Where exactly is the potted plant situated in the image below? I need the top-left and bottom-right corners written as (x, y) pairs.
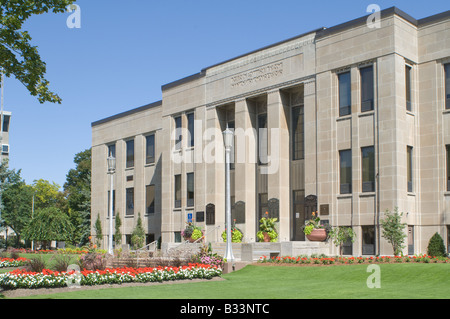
top-left (182, 222), bottom-right (204, 243)
top-left (222, 219), bottom-right (243, 243)
top-left (256, 212), bottom-right (278, 242)
top-left (302, 211), bottom-right (327, 241)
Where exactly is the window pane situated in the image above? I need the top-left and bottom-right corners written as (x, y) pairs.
top-left (126, 139), bottom-right (134, 168)
top-left (360, 66), bottom-right (374, 112)
top-left (258, 113), bottom-right (268, 165)
top-left (445, 64), bottom-right (450, 109)
top-left (187, 172), bottom-right (194, 207)
top-left (292, 106), bottom-right (304, 160)
top-left (446, 146), bottom-right (450, 191)
top-left (339, 72), bottom-right (351, 116)
top-left (406, 65), bottom-right (412, 111)
top-left (126, 188), bottom-right (134, 216)
top-left (362, 226), bottom-right (375, 255)
top-left (258, 193), bottom-right (268, 220)
top-left (187, 113), bottom-right (194, 147)
top-left (108, 144), bottom-right (116, 158)
top-left (340, 149), bottom-right (352, 194)
top-left (362, 146), bottom-right (375, 192)
top-left (174, 174), bottom-right (181, 208)
top-left (145, 134), bottom-right (155, 164)
top-left (407, 146), bottom-right (413, 192)
top-left (2, 115), bottom-right (10, 132)
top-left (175, 116), bottom-right (182, 150)
top-left (146, 185), bottom-right (155, 214)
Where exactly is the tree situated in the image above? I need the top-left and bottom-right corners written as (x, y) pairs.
top-left (381, 207), bottom-right (407, 256)
top-left (32, 179), bottom-right (62, 210)
top-left (131, 213), bottom-right (145, 250)
top-left (23, 206), bottom-right (74, 249)
top-left (0, 0), bottom-right (75, 103)
top-left (64, 149), bottom-right (91, 246)
top-left (114, 212), bottom-right (122, 247)
top-left (328, 226), bottom-right (356, 256)
top-left (427, 233), bottom-right (446, 257)
top-left (94, 213), bottom-right (102, 248)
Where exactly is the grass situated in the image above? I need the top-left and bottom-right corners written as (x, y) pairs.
top-left (8, 263), bottom-right (449, 299)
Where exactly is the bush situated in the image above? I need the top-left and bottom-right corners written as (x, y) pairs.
top-left (427, 232), bottom-right (446, 257)
top-left (26, 256), bottom-right (47, 273)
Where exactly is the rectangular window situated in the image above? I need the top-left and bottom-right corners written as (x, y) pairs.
top-left (186, 172), bottom-right (194, 207)
top-left (446, 145), bottom-right (450, 191)
top-left (174, 116), bottom-right (182, 150)
top-left (338, 71), bottom-right (351, 116)
top-left (360, 66), bottom-right (374, 112)
top-left (361, 146), bottom-right (375, 192)
top-left (2, 115), bottom-right (10, 132)
top-left (339, 149), bottom-right (352, 194)
top-left (174, 174), bottom-right (181, 208)
top-left (108, 143), bottom-right (116, 158)
top-left (126, 187), bottom-right (134, 216)
top-left (258, 193), bottom-right (268, 221)
top-left (107, 190), bottom-right (115, 217)
top-left (126, 139), bottom-right (134, 168)
top-left (362, 226), bottom-right (375, 255)
top-left (187, 112), bottom-right (194, 148)
top-left (146, 185), bottom-right (155, 214)
top-left (406, 65), bottom-right (412, 111)
top-left (292, 106), bottom-right (304, 160)
top-left (227, 120), bottom-right (235, 169)
top-left (445, 64), bottom-right (450, 109)
top-left (145, 134), bottom-right (155, 164)
top-left (258, 113), bottom-right (268, 165)
top-left (407, 146), bottom-right (413, 192)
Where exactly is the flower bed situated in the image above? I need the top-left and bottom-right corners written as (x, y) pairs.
top-left (0, 257), bottom-right (29, 268)
top-left (0, 263), bottom-right (222, 290)
top-left (258, 254), bottom-right (450, 265)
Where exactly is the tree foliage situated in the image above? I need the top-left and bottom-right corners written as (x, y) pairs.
top-left (0, 0), bottom-right (75, 103)
top-left (131, 213), bottom-right (145, 249)
top-left (64, 148), bottom-right (91, 246)
top-left (23, 206), bottom-right (74, 248)
top-left (328, 226), bottom-right (356, 256)
top-left (427, 232), bottom-right (446, 257)
top-left (381, 207), bottom-right (407, 256)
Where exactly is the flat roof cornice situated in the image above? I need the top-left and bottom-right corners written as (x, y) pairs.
top-left (91, 100), bottom-right (162, 127)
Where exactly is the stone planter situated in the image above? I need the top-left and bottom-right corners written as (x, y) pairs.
top-left (306, 228), bottom-right (327, 242)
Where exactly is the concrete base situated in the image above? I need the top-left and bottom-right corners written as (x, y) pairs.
top-left (222, 261), bottom-right (251, 274)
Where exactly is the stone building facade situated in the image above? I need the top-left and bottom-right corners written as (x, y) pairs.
top-left (91, 7), bottom-right (450, 256)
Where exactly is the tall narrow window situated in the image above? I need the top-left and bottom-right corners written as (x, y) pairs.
top-left (145, 134), bottom-right (155, 164)
top-left (126, 187), bottom-right (134, 216)
top-left (227, 120), bottom-right (235, 170)
top-left (338, 71), bottom-right (351, 116)
top-left (174, 116), bottom-right (182, 150)
top-left (445, 63), bottom-right (450, 109)
top-left (146, 185), bottom-right (155, 214)
top-left (2, 115), bottom-right (10, 132)
top-left (361, 146), bottom-right (375, 192)
top-left (186, 172), bottom-right (194, 207)
top-left (258, 193), bottom-right (268, 220)
top-left (292, 106), bottom-right (304, 160)
top-left (107, 190), bottom-right (115, 217)
top-left (339, 149), bottom-right (352, 194)
top-left (446, 145), bottom-right (450, 191)
top-left (360, 66), bottom-right (374, 112)
top-left (258, 113), bottom-right (268, 165)
top-left (174, 174), bottom-right (181, 208)
top-left (187, 112), bottom-right (194, 148)
top-left (407, 146), bottom-right (413, 192)
top-left (362, 226), bottom-right (375, 255)
top-left (126, 139), bottom-right (134, 168)
top-left (107, 143), bottom-right (116, 158)
top-left (405, 65), bottom-right (412, 111)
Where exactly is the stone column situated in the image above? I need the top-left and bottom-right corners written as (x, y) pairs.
top-left (267, 90), bottom-right (290, 242)
top-left (234, 98), bottom-right (257, 242)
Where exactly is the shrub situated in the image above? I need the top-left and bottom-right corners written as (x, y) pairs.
top-left (427, 232), bottom-right (446, 257)
top-left (51, 254), bottom-right (73, 272)
top-left (26, 256), bottom-right (47, 273)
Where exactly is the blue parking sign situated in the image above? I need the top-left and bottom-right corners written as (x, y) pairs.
top-left (187, 213), bottom-right (193, 223)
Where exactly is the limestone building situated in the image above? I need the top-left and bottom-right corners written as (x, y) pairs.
top-left (91, 7), bottom-right (450, 256)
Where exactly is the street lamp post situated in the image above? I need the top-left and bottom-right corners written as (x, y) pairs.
top-left (223, 126), bottom-right (235, 262)
top-left (107, 153), bottom-right (116, 255)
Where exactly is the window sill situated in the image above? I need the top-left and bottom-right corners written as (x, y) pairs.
top-left (358, 110), bottom-right (374, 118)
top-left (145, 162), bottom-right (155, 167)
top-left (406, 111), bottom-right (415, 117)
top-left (336, 115), bottom-right (351, 122)
top-left (125, 214), bottom-right (134, 218)
top-left (360, 192), bottom-right (375, 197)
top-left (443, 109), bottom-right (450, 115)
top-left (407, 192), bottom-right (416, 197)
top-left (337, 194), bottom-right (352, 199)
top-left (443, 192), bottom-right (450, 197)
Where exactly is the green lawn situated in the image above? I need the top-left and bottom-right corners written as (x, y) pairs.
top-left (10, 263), bottom-right (449, 299)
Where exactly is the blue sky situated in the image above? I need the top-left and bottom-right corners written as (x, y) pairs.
top-left (3, 0), bottom-right (449, 188)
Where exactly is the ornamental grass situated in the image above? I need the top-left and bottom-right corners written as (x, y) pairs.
top-left (0, 263), bottom-right (222, 290)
